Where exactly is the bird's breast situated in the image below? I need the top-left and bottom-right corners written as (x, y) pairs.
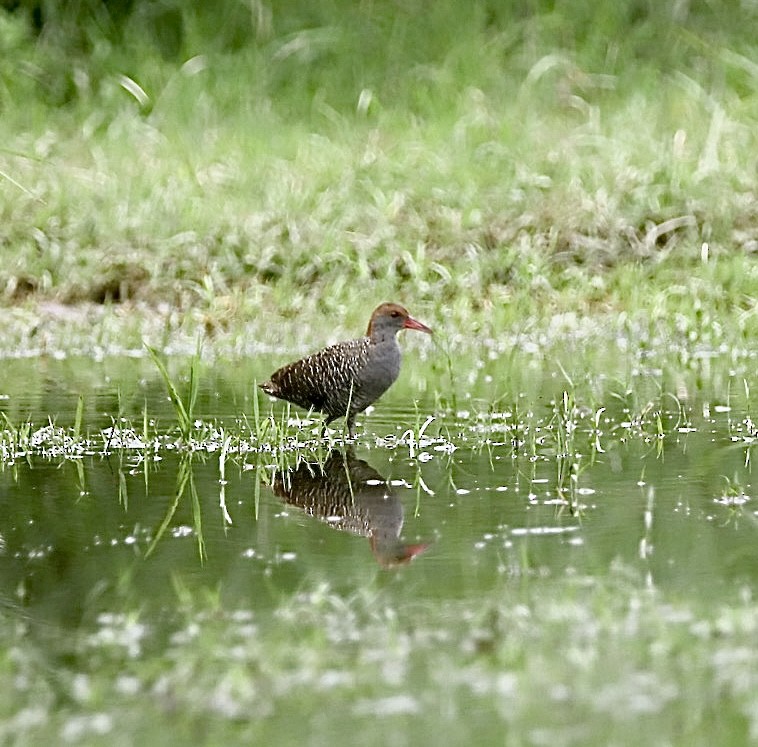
top-left (359, 341), bottom-right (401, 392)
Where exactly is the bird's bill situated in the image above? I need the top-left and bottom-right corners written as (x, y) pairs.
top-left (403, 316), bottom-right (433, 334)
top-left (372, 539), bottom-right (431, 566)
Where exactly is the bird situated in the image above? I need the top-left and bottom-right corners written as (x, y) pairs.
top-left (259, 303), bottom-right (432, 437)
top-left (274, 448), bottom-right (430, 566)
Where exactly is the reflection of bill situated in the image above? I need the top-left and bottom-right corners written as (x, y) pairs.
top-left (274, 450), bottom-right (429, 568)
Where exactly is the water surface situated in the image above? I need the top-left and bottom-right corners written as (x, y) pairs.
top-left (1, 353), bottom-right (756, 744)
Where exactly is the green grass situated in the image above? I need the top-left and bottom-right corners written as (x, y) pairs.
top-left (2, 351), bottom-right (755, 471)
top-left (146, 346), bottom-right (200, 440)
top-left (0, 1), bottom-right (757, 358)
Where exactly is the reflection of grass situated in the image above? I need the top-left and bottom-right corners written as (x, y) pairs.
top-left (146, 452), bottom-right (206, 563)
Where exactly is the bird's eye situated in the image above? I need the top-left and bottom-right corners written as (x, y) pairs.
top-left (391, 310), bottom-right (400, 318)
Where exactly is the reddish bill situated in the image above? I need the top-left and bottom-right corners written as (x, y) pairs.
top-left (403, 316), bottom-right (433, 334)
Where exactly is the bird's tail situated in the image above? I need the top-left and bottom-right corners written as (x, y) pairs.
top-left (259, 380), bottom-right (277, 395)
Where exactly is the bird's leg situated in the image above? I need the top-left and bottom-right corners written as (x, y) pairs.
top-left (322, 416), bottom-right (335, 439)
top-left (343, 380), bottom-right (357, 440)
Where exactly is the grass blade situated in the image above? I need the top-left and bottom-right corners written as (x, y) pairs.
top-left (146, 345), bottom-right (191, 436)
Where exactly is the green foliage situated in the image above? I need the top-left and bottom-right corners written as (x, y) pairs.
top-left (0, 0), bottom-right (757, 355)
top-left (146, 346), bottom-right (199, 440)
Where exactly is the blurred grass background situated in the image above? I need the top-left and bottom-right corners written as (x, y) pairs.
top-left (0, 0), bottom-right (757, 348)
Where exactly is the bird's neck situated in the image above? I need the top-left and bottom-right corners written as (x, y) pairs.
top-left (368, 330), bottom-right (399, 346)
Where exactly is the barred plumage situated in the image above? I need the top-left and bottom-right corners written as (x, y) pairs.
top-left (260, 303), bottom-right (432, 437)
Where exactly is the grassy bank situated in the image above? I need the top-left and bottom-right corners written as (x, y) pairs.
top-left (1, 1), bottom-right (757, 356)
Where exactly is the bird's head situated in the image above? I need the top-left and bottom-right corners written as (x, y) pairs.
top-left (367, 303), bottom-right (433, 341)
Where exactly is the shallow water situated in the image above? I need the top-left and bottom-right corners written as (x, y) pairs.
top-left (1, 354), bottom-right (757, 743)
top-left (3, 402), bottom-right (755, 613)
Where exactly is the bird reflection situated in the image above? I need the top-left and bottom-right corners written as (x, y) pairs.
top-left (274, 450), bottom-right (429, 567)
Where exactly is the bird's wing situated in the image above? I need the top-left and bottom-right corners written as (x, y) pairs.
top-left (267, 338), bottom-right (369, 412)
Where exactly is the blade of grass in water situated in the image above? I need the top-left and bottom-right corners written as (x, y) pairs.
top-left (146, 346), bottom-right (200, 440)
top-left (73, 394), bottom-right (84, 442)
